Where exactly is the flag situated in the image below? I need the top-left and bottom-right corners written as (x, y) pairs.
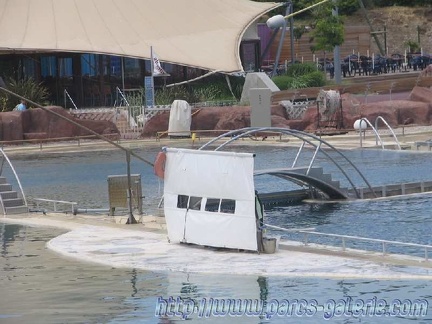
top-left (152, 50), bottom-right (168, 76)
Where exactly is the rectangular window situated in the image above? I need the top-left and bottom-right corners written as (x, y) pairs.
top-left (124, 58), bottom-right (140, 78)
top-left (59, 58), bottom-right (73, 77)
top-left (110, 56), bottom-right (122, 76)
top-left (205, 198), bottom-right (220, 212)
top-left (41, 56), bottom-right (57, 77)
top-left (177, 195), bottom-right (188, 209)
top-left (188, 196), bottom-right (202, 211)
top-left (81, 54), bottom-right (98, 76)
top-left (178, 195), bottom-right (236, 214)
top-left (220, 199), bottom-right (236, 214)
top-left (23, 58), bottom-right (36, 79)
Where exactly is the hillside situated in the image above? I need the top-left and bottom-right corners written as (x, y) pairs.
top-left (344, 6), bottom-right (432, 55)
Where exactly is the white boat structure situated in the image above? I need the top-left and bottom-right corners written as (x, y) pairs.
top-left (162, 147), bottom-right (269, 252)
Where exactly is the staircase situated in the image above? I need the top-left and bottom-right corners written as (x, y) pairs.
top-left (255, 166), bottom-right (349, 200)
top-left (298, 166), bottom-right (343, 190)
top-left (71, 108), bottom-right (143, 139)
top-left (0, 176), bottom-right (28, 214)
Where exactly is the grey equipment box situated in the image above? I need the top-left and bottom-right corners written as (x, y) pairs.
top-left (107, 174), bottom-right (143, 216)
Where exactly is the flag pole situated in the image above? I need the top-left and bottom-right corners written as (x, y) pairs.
top-left (150, 45), bottom-right (154, 76)
top-left (150, 46), bottom-right (155, 107)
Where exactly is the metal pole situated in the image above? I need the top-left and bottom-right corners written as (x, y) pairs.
top-left (260, 29), bottom-right (280, 65)
top-left (418, 25), bottom-right (420, 45)
top-left (332, 3), bottom-right (341, 84)
top-left (126, 151), bottom-right (137, 224)
top-left (272, 4), bottom-right (291, 77)
top-left (121, 57), bottom-right (125, 92)
top-left (357, 0), bottom-right (385, 56)
top-left (272, 19), bottom-right (287, 77)
top-left (384, 24), bottom-right (387, 55)
top-left (289, 2), bottom-right (295, 65)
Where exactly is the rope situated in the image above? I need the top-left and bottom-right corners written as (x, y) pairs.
top-left (165, 70), bottom-right (220, 87)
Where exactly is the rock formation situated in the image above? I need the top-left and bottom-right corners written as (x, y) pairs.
top-left (142, 85), bottom-right (432, 137)
top-left (0, 106), bottom-right (119, 142)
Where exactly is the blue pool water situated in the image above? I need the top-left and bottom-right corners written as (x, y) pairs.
top-left (1, 144), bottom-right (432, 322)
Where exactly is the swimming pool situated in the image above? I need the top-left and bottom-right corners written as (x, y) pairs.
top-left (1, 144), bottom-right (432, 322)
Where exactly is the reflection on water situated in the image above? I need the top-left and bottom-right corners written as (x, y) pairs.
top-left (0, 224), bottom-right (163, 323)
top-left (1, 146), bottom-right (432, 322)
top-left (1, 225), bottom-right (431, 323)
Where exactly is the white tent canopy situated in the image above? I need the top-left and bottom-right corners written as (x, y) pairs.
top-left (0, 0), bottom-right (280, 73)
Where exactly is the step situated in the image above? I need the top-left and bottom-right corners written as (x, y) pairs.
top-left (0, 176), bottom-right (7, 184)
top-left (317, 174), bottom-right (341, 189)
top-left (329, 180), bottom-right (340, 189)
top-left (0, 191), bottom-right (18, 199)
top-left (318, 173), bottom-right (333, 183)
top-left (2, 198), bottom-right (24, 208)
top-left (288, 167), bottom-right (324, 176)
top-left (303, 167), bottom-right (324, 177)
top-left (0, 184), bottom-right (12, 192)
top-left (4, 205), bottom-right (29, 215)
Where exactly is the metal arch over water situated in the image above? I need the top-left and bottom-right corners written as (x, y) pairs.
top-left (199, 127), bottom-right (377, 199)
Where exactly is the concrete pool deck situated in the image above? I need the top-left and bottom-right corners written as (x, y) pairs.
top-left (2, 211), bottom-right (432, 280)
top-left (2, 124), bottom-right (432, 156)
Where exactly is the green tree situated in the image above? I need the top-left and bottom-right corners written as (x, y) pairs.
top-left (309, 2), bottom-right (344, 80)
top-left (380, 0), bottom-right (428, 5)
top-left (335, 0), bottom-right (359, 15)
top-left (404, 40), bottom-right (421, 53)
top-left (310, 16), bottom-right (344, 53)
top-left (252, 0), bottom-right (359, 16)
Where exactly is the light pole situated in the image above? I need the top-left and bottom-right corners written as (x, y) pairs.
top-left (333, 2), bottom-right (342, 84)
top-left (267, 14), bottom-right (287, 77)
top-left (266, 0), bottom-right (332, 77)
top-left (288, 1), bottom-right (295, 66)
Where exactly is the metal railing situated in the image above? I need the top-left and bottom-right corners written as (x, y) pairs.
top-left (115, 87), bottom-right (130, 107)
top-left (33, 198), bottom-right (77, 214)
top-left (200, 127), bottom-right (377, 199)
top-left (357, 118), bottom-right (384, 149)
top-left (0, 147), bottom-right (27, 213)
top-left (357, 117), bottom-right (401, 150)
top-left (266, 224), bottom-right (432, 262)
top-left (374, 116), bottom-right (401, 150)
top-left (0, 134), bottom-right (120, 150)
top-left (64, 89), bottom-right (78, 110)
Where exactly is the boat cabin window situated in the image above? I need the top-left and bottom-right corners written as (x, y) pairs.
top-left (220, 199), bottom-right (236, 214)
top-left (177, 195), bottom-right (236, 214)
top-left (188, 196), bottom-right (202, 210)
top-left (205, 198), bottom-right (220, 212)
top-left (177, 195), bottom-right (189, 208)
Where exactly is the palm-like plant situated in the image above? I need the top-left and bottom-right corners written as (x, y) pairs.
top-left (0, 77), bottom-right (50, 111)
